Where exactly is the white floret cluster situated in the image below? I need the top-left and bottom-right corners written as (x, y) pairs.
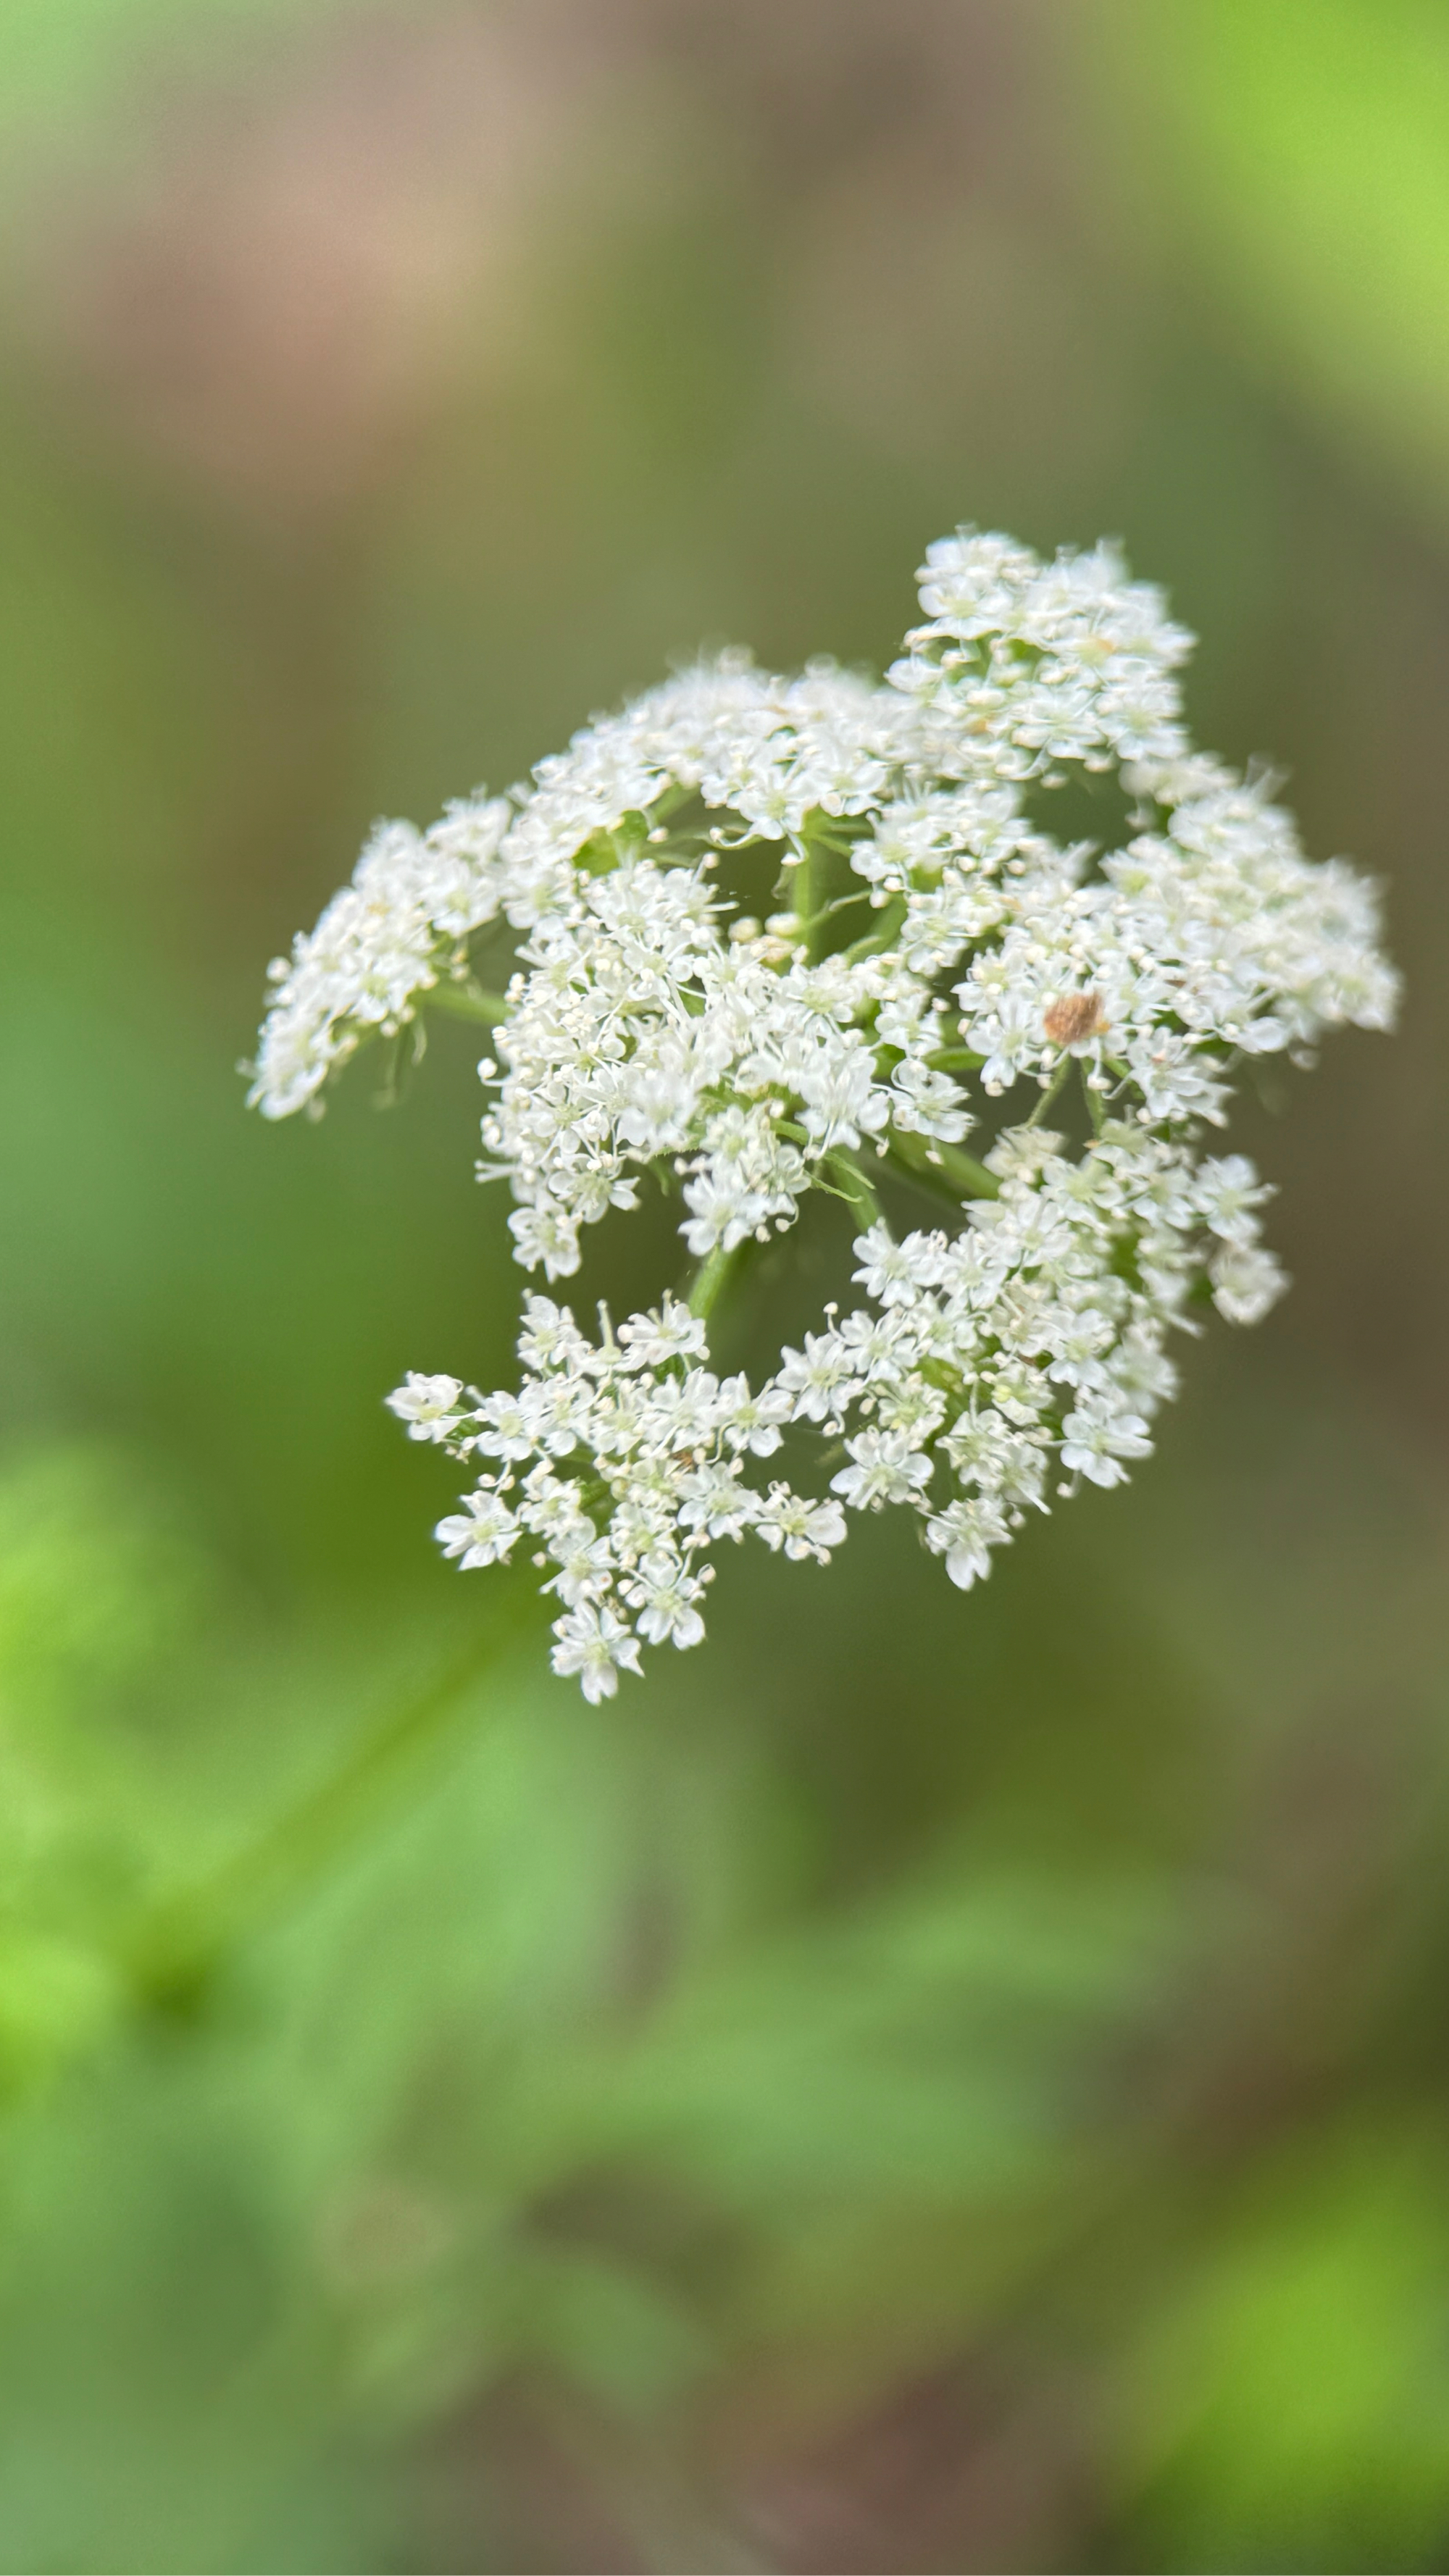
top-left (388, 1292), bottom-right (843, 1704)
top-left (251, 528), bottom-right (1397, 1700)
top-left (248, 799), bottom-right (512, 1119)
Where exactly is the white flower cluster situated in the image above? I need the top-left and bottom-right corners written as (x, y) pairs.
top-left (388, 1293), bottom-right (843, 1704)
top-left (385, 1126), bottom-right (1281, 1699)
top-left (246, 800), bottom-right (512, 1118)
top-left (251, 527), bottom-right (1397, 1698)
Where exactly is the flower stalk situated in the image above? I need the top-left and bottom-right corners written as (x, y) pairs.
top-left (120, 1586), bottom-right (536, 2007)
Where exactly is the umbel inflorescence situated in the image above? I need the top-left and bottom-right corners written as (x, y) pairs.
top-left (248, 530), bottom-right (1396, 1702)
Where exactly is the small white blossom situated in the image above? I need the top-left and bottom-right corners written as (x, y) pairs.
top-left (753, 1489), bottom-right (848, 1561)
top-left (777, 1331), bottom-right (856, 1424)
top-left (830, 1429), bottom-right (934, 1510)
top-left (616, 1297), bottom-right (709, 1370)
top-left (625, 1555), bottom-right (709, 1649)
top-left (925, 1496), bottom-right (1011, 1590)
top-left (1194, 1155), bottom-right (1274, 1245)
top-left (435, 1487), bottom-right (518, 1570)
top-left (1058, 1402), bottom-right (1155, 1489)
top-left (547, 1526), bottom-right (614, 1609)
top-left (1210, 1242), bottom-right (1288, 1325)
top-left (717, 1374), bottom-right (793, 1456)
top-left (386, 1373), bottom-right (466, 1442)
top-left (851, 1223), bottom-right (935, 1306)
top-left (550, 1603), bottom-right (643, 1705)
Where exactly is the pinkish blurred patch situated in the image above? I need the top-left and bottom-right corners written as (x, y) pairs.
top-left (0, 1), bottom-right (1085, 522)
top-left (0, 7), bottom-right (606, 516)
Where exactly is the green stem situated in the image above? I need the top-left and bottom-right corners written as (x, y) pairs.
top-left (118, 1584), bottom-right (535, 2011)
top-left (824, 1148), bottom-right (885, 1231)
top-left (790, 892), bottom-right (873, 941)
top-left (1025, 1058), bottom-right (1072, 1129)
top-left (844, 897), bottom-right (906, 963)
top-left (884, 1125), bottom-right (1000, 1205)
top-left (686, 1238), bottom-right (747, 1325)
top-left (426, 982), bottom-right (511, 1026)
top-left (791, 832), bottom-right (819, 961)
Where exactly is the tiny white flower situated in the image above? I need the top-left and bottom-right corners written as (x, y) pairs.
top-left (616, 1296), bottom-right (709, 1370)
top-left (851, 1224), bottom-right (926, 1307)
top-left (515, 1467), bottom-right (591, 1544)
top-left (626, 1555), bottom-right (708, 1649)
top-left (435, 1488), bottom-right (518, 1569)
top-left (1194, 1154), bottom-right (1273, 1246)
top-left (777, 1331), bottom-right (856, 1423)
top-left (1210, 1242), bottom-right (1288, 1325)
top-left (638, 1368), bottom-right (723, 1452)
top-left (676, 1460), bottom-right (759, 1541)
top-left (471, 1391), bottom-right (538, 1463)
top-left (548, 1526), bottom-right (614, 1609)
top-left (753, 1490), bottom-right (848, 1561)
top-left (925, 1497), bottom-right (1009, 1589)
top-left (517, 1296), bottom-right (590, 1373)
top-left (717, 1374), bottom-right (792, 1456)
top-left (1058, 1403), bottom-right (1154, 1489)
top-left (386, 1372), bottom-right (465, 1443)
top-left (508, 1203), bottom-right (580, 1281)
top-left (551, 1603), bottom-right (644, 1705)
top-left (830, 1429), bottom-right (934, 1510)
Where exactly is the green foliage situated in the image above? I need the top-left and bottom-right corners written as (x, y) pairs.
top-left (1101, 0), bottom-right (1449, 521)
top-left (0, 1443), bottom-right (222, 2101)
top-left (1123, 2135), bottom-right (1449, 2572)
top-left (0, 1442), bottom-right (212, 1717)
top-left (0, 0), bottom-right (348, 137)
top-left (0, 0), bottom-right (1445, 2564)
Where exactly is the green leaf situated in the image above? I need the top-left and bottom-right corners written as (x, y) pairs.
top-left (1098, 0), bottom-right (1449, 522)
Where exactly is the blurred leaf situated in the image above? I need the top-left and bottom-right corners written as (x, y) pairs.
top-left (0, 0), bottom-right (354, 137)
top-left (0, 1927), bottom-right (118, 2096)
top-left (0, 1441), bottom-right (214, 1720)
top-left (509, 2243), bottom-right (710, 2420)
top-left (584, 1871), bottom-right (1172, 2204)
top-left (1101, 0), bottom-right (1449, 522)
top-left (1120, 2129), bottom-right (1449, 2571)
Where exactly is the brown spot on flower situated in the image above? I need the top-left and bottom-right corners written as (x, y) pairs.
top-left (1043, 990), bottom-right (1108, 1047)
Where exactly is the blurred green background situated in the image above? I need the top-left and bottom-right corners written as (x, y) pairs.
top-left (0, 3), bottom-right (1446, 2567)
